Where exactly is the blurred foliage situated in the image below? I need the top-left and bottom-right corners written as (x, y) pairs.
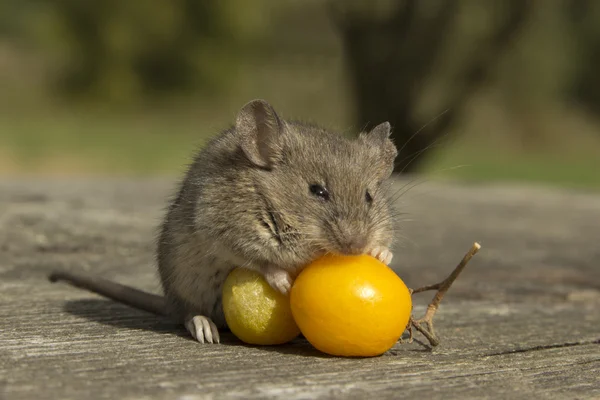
top-left (331, 0), bottom-right (533, 172)
top-left (2, 0), bottom-right (266, 104)
top-left (330, 0), bottom-right (600, 171)
top-left (568, 0), bottom-right (600, 114)
top-left (3, 0), bottom-right (599, 114)
top-left (0, 0), bottom-right (599, 187)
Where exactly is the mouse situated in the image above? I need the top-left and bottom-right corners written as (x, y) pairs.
top-left (49, 99), bottom-right (398, 344)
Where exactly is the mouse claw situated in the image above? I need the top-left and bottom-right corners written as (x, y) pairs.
top-left (185, 315), bottom-right (220, 344)
top-left (369, 246), bottom-right (393, 265)
top-left (262, 267), bottom-right (294, 296)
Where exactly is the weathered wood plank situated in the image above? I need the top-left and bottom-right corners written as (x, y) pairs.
top-left (1, 179), bottom-right (599, 399)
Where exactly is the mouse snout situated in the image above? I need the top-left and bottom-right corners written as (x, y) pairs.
top-left (333, 220), bottom-right (368, 255)
top-left (339, 236), bottom-right (368, 255)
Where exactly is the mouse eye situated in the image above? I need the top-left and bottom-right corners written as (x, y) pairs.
top-left (309, 184), bottom-right (330, 201)
top-left (365, 190), bottom-right (373, 204)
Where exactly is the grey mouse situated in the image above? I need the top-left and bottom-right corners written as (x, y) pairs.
top-left (49, 99), bottom-right (398, 344)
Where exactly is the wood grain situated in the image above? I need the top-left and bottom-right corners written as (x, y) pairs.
top-left (1, 178), bottom-right (598, 399)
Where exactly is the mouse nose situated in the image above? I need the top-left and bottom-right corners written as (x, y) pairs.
top-left (339, 236), bottom-right (368, 255)
top-left (335, 219), bottom-right (368, 255)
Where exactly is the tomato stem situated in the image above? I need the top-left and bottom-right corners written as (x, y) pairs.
top-left (408, 242), bottom-right (481, 347)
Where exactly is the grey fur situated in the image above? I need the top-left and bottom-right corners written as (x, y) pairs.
top-left (49, 99), bottom-right (398, 343)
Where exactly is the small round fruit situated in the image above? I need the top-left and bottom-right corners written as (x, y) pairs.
top-left (290, 254), bottom-right (412, 357)
top-left (222, 268), bottom-right (301, 345)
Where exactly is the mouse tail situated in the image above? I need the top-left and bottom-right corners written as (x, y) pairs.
top-left (49, 271), bottom-right (167, 316)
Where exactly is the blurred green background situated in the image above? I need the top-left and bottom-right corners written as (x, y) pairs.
top-left (1, 0), bottom-right (599, 189)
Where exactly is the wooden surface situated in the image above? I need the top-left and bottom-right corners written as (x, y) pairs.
top-left (1, 178), bottom-right (599, 399)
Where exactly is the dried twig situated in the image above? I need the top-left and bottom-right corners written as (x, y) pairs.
top-left (408, 242), bottom-right (481, 346)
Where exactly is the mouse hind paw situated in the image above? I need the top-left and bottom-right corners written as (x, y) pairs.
top-left (185, 315), bottom-right (221, 344)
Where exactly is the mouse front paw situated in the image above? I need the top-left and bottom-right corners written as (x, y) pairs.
top-left (262, 266), bottom-right (294, 296)
top-left (368, 246), bottom-right (393, 265)
top-left (185, 315), bottom-right (220, 344)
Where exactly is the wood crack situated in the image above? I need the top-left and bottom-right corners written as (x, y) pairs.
top-left (485, 338), bottom-right (600, 357)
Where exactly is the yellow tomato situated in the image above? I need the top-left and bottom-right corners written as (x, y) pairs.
top-left (222, 268), bottom-right (301, 345)
top-left (290, 254), bottom-right (412, 357)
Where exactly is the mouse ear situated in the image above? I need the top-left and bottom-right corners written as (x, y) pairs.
top-left (236, 99), bottom-right (284, 169)
top-left (362, 122), bottom-right (398, 175)
top-left (367, 121), bottom-right (392, 141)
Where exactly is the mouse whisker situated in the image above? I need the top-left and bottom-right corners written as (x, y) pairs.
top-left (395, 109), bottom-right (451, 157)
top-left (393, 141), bottom-right (447, 173)
top-left (389, 179), bottom-right (429, 203)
